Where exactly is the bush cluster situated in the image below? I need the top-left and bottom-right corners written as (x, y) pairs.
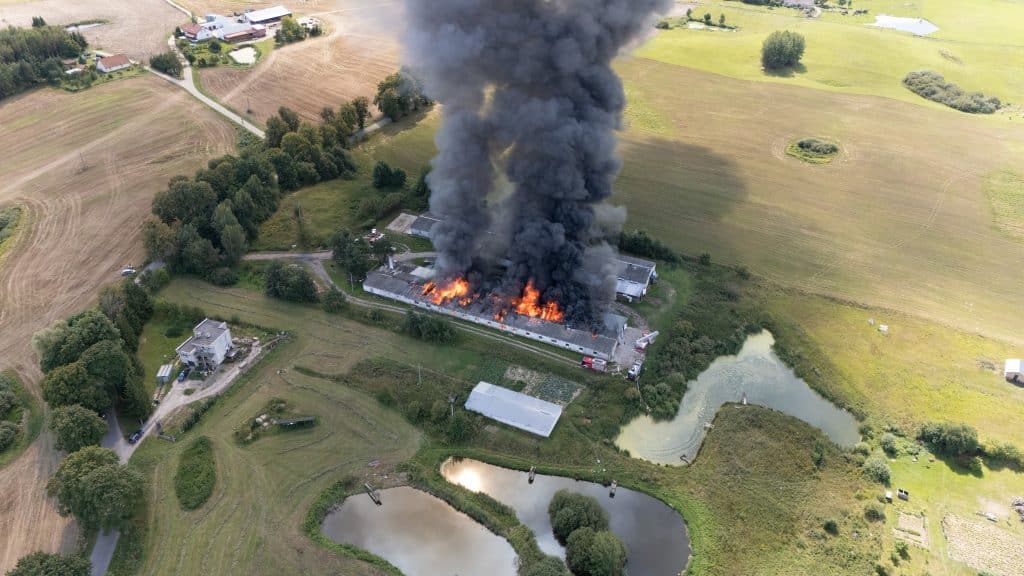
top-left (548, 491), bottom-right (626, 576)
top-left (402, 310), bottom-right (456, 344)
top-left (149, 50), bottom-right (181, 78)
top-left (796, 138), bottom-right (838, 156)
top-left (617, 229), bottom-right (679, 263)
top-left (0, 24), bottom-right (89, 101)
top-left (175, 437), bottom-right (216, 510)
top-left (902, 71), bottom-right (1002, 114)
top-left (761, 30), bottom-right (805, 70)
top-left (264, 261), bottom-right (319, 303)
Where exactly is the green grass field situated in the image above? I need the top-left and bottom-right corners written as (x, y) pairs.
top-left (111, 276), bottom-right (886, 576)
top-left (642, 0), bottom-right (1024, 110)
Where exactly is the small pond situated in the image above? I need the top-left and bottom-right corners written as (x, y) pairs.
top-left (321, 486), bottom-right (517, 576)
top-left (442, 458), bottom-right (690, 575)
top-left (869, 15), bottom-right (939, 36)
top-left (616, 331), bottom-right (860, 465)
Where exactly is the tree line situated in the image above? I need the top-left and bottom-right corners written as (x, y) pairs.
top-left (0, 23), bottom-right (88, 101)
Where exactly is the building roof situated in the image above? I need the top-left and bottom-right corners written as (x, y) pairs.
top-left (615, 254), bottom-right (656, 285)
top-left (182, 23), bottom-right (202, 36)
top-left (409, 212), bottom-right (443, 236)
top-left (465, 382), bottom-right (563, 437)
top-left (98, 54), bottom-right (130, 69)
top-left (177, 318), bottom-right (230, 355)
top-left (362, 266), bottom-right (621, 357)
top-left (1006, 359), bottom-right (1023, 374)
top-left (245, 5), bottom-right (292, 22)
top-left (156, 364), bottom-right (174, 379)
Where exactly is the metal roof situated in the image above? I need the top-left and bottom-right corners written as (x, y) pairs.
top-left (615, 255), bottom-right (656, 285)
top-left (465, 382), bottom-right (563, 437)
top-left (156, 364), bottom-right (174, 379)
top-left (1006, 359), bottom-right (1023, 374)
top-left (245, 5), bottom-right (291, 22)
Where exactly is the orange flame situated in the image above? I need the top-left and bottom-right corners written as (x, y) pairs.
top-left (512, 280), bottom-right (565, 322)
top-left (423, 278), bottom-right (471, 305)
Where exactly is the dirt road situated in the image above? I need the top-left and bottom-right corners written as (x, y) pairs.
top-left (0, 77), bottom-right (235, 572)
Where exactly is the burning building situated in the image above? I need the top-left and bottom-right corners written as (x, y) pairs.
top-left (403, 0), bottom-right (672, 327)
top-left (364, 263), bottom-right (627, 360)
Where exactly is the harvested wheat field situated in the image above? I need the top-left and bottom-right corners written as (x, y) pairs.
top-left (0, 76), bottom-right (235, 571)
top-left (0, 0), bottom-right (187, 60)
top-left (197, 0), bottom-right (402, 122)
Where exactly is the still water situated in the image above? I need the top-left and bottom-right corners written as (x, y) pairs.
top-left (321, 486), bottom-right (517, 576)
top-left (442, 458), bottom-right (690, 575)
top-left (617, 331), bottom-right (860, 465)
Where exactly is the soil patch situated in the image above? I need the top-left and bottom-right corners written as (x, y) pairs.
top-left (942, 514), bottom-right (1024, 575)
top-left (894, 512), bottom-right (929, 549)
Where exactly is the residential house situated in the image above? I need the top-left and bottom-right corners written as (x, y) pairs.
top-left (96, 54), bottom-right (131, 73)
top-left (176, 318), bottom-right (234, 371)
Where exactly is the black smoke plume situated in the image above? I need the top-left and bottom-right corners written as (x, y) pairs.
top-left (404, 0), bottom-right (670, 327)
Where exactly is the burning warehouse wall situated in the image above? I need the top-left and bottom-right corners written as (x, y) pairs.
top-left (364, 263), bottom-right (626, 360)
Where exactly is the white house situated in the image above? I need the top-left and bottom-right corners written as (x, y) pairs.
top-left (1005, 359), bottom-right (1023, 383)
top-left (96, 54), bottom-right (131, 73)
top-left (176, 319), bottom-right (233, 371)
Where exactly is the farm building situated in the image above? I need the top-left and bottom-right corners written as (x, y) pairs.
top-left (465, 382), bottom-right (563, 437)
top-left (184, 14), bottom-right (267, 42)
top-left (244, 5), bottom-right (292, 24)
top-left (176, 318), bottom-right (233, 371)
top-left (1005, 359), bottom-right (1023, 383)
top-left (96, 54), bottom-right (131, 73)
top-left (403, 212), bottom-right (657, 302)
top-left (363, 263), bottom-right (625, 360)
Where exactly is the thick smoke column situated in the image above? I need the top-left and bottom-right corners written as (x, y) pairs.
top-left (404, 0), bottom-right (670, 327)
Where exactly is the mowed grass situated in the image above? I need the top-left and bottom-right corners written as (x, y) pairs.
top-left (640, 0), bottom-right (1024, 111)
top-left (984, 169), bottom-right (1024, 241)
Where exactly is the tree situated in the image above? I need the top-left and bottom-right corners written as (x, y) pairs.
top-left (35, 309), bottom-right (121, 373)
top-left (152, 179), bottom-right (218, 228)
top-left (703, 12), bottom-right (712, 25)
top-left (7, 552), bottom-right (90, 576)
top-left (0, 388), bottom-right (16, 416)
top-left (918, 422), bottom-right (980, 457)
top-left (761, 30), bottom-right (805, 70)
top-left (263, 261), bottom-right (319, 303)
top-left (374, 70), bottom-right (428, 121)
top-left (277, 16), bottom-right (307, 44)
top-left (149, 51), bottom-right (182, 78)
top-left (47, 446), bottom-right (144, 531)
top-left (352, 96), bottom-right (371, 129)
top-left (719, 14), bottom-right (726, 27)
top-left (524, 557), bottom-right (571, 576)
top-left (0, 421), bottom-right (18, 452)
top-left (51, 405), bottom-right (107, 453)
top-left (548, 490), bottom-right (610, 544)
top-left (322, 288), bottom-right (348, 313)
top-left (278, 106), bottom-right (301, 132)
top-left (141, 216), bottom-right (175, 262)
top-left (445, 410), bottom-right (472, 444)
top-left (862, 454), bottom-right (891, 484)
top-left (219, 223), bottom-right (247, 266)
top-left (31, 16), bottom-right (47, 28)
top-left (330, 230), bottom-right (371, 281)
top-left (265, 116), bottom-right (289, 148)
top-left (77, 340), bottom-right (133, 396)
top-left (41, 362), bottom-right (111, 414)
top-left (372, 161), bottom-right (406, 188)
top-left (208, 39), bottom-right (221, 53)
top-left (565, 527), bottom-right (627, 576)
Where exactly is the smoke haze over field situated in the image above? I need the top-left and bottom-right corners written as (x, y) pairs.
top-left (404, 0), bottom-right (671, 326)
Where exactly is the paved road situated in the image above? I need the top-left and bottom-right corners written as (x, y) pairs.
top-left (147, 36), bottom-right (265, 138)
top-left (89, 344), bottom-right (263, 575)
top-left (243, 251), bottom-right (331, 261)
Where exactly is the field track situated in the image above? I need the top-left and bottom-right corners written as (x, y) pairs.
top-left (0, 76), bottom-right (235, 572)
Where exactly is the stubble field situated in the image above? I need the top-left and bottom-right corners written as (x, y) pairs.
top-left (0, 76), bottom-right (235, 572)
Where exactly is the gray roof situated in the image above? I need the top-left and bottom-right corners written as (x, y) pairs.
top-left (465, 382), bottom-right (563, 437)
top-left (409, 212), bottom-right (443, 236)
top-left (156, 364), bottom-right (174, 379)
top-left (615, 254), bottom-right (656, 285)
top-left (245, 5), bottom-right (291, 22)
top-left (190, 318), bottom-right (229, 346)
top-left (363, 266), bottom-right (622, 357)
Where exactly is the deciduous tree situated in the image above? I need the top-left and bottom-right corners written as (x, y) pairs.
top-left (50, 405), bottom-right (107, 453)
top-left (47, 446), bottom-right (144, 531)
top-left (7, 551), bottom-right (90, 576)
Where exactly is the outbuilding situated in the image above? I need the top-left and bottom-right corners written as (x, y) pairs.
top-left (1005, 359), bottom-right (1023, 383)
top-left (244, 5), bottom-right (292, 24)
top-left (156, 363), bottom-right (174, 385)
top-left (465, 382), bottom-right (563, 437)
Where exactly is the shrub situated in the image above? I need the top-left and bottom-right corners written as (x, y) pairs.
top-left (796, 138), bottom-right (838, 157)
top-left (0, 421), bottom-right (19, 451)
top-left (984, 440), bottom-right (1023, 468)
top-left (174, 437), bottom-right (216, 510)
top-left (918, 422), bottom-right (980, 457)
top-left (548, 490), bottom-right (610, 544)
top-left (880, 432), bottom-right (898, 455)
top-left (902, 71), bottom-right (1001, 114)
top-left (149, 50), bottom-right (182, 78)
top-left (617, 230), bottom-right (679, 263)
top-left (823, 519), bottom-right (839, 535)
top-left (565, 527), bottom-right (627, 576)
top-left (852, 441), bottom-right (871, 456)
top-left (967, 455), bottom-right (984, 474)
top-left (372, 161), bottom-right (407, 188)
top-left (322, 288), bottom-right (348, 313)
top-left (699, 252), bottom-right (712, 265)
top-left (264, 261), bottom-right (319, 303)
top-left (402, 311), bottom-right (456, 344)
top-left (761, 30), bottom-right (805, 70)
top-left (206, 267), bottom-right (238, 286)
top-left (894, 540), bottom-right (909, 560)
top-left (863, 454), bottom-right (891, 484)
top-left (0, 388), bottom-right (16, 417)
top-left (864, 502), bottom-right (886, 522)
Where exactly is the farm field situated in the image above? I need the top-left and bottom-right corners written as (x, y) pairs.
top-left (0, 0), bottom-right (187, 60)
top-left (643, 0), bottom-right (1024, 113)
top-left (119, 276), bottom-right (883, 576)
top-left (194, 0), bottom-right (403, 122)
top-left (762, 289), bottom-right (1024, 446)
top-left (0, 77), bottom-right (235, 572)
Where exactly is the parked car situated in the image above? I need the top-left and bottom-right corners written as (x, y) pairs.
top-left (177, 368), bottom-right (190, 382)
top-left (128, 429), bottom-right (143, 444)
top-left (120, 267), bottom-right (136, 277)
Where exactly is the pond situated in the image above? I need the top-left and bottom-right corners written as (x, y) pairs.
top-left (616, 331), bottom-right (860, 465)
top-left (321, 486), bottom-right (517, 576)
top-left (869, 15), bottom-right (939, 36)
top-left (442, 458), bottom-right (690, 575)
